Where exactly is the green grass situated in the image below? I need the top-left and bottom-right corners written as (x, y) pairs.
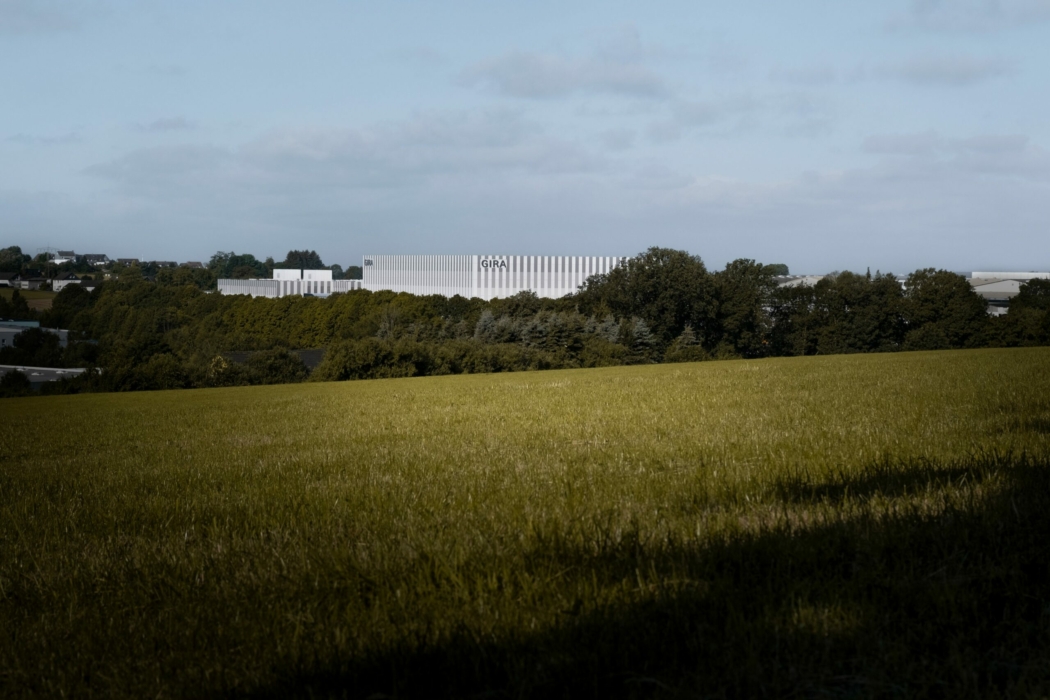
top-left (2, 348), bottom-right (1050, 698)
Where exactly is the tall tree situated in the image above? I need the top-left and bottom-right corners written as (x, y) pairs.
top-left (576, 247), bottom-right (717, 345)
top-left (903, 269), bottom-right (988, 349)
top-left (278, 250), bottom-right (325, 269)
top-left (713, 259), bottom-right (778, 357)
top-left (0, 246), bottom-right (29, 273)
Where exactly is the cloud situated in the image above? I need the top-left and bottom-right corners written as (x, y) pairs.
top-left (888, 0), bottom-right (1050, 32)
top-left (599, 128), bottom-right (636, 151)
top-left (147, 64), bottom-right (188, 78)
top-left (6, 131), bottom-right (81, 145)
top-left (388, 46), bottom-right (446, 67)
top-left (863, 130), bottom-right (944, 155)
top-left (862, 130), bottom-right (1050, 181)
top-left (87, 111), bottom-right (607, 203)
top-left (467, 24), bottom-right (674, 98)
top-left (14, 123), bottom-right (1050, 272)
top-left (461, 51), bottom-right (667, 99)
top-left (0, 0), bottom-right (95, 35)
top-left (768, 64), bottom-right (837, 85)
top-left (135, 117), bottom-right (195, 132)
top-left (878, 54), bottom-right (1015, 85)
top-left (647, 96), bottom-right (761, 142)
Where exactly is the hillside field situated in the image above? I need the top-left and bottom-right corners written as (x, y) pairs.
top-left (2, 348), bottom-right (1050, 698)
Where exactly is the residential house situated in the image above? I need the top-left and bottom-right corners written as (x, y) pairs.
top-left (52, 273), bottom-right (82, 293)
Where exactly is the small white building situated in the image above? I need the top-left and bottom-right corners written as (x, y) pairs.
top-left (218, 269), bottom-right (362, 298)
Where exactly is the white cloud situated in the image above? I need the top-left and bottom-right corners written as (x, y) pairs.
top-left (768, 64), bottom-right (837, 86)
top-left (135, 117), bottom-right (195, 133)
top-left (461, 50), bottom-right (667, 99)
top-left (6, 131), bottom-right (81, 145)
top-left (862, 130), bottom-right (1050, 181)
top-left (599, 128), bottom-right (636, 151)
top-left (889, 0), bottom-right (1050, 32)
top-left (0, 0), bottom-right (73, 34)
top-left (878, 54), bottom-right (1015, 85)
top-left (646, 95), bottom-right (771, 142)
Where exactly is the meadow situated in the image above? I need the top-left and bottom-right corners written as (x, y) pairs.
top-left (0, 288), bottom-right (54, 312)
top-left (2, 348), bottom-right (1050, 698)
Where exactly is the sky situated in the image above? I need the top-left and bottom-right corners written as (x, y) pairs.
top-left (2, 0), bottom-right (1049, 274)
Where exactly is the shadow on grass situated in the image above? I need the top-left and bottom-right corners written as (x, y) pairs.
top-left (771, 454), bottom-right (1006, 505)
top-left (248, 454), bottom-right (1050, 700)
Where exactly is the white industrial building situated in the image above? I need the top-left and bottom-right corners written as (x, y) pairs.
top-left (361, 255), bottom-right (626, 300)
top-left (218, 269), bottom-right (363, 298)
top-left (219, 255), bottom-right (626, 300)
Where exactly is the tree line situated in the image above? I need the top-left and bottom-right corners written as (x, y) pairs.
top-left (2, 247), bottom-right (1048, 396)
top-left (0, 246), bottom-right (363, 289)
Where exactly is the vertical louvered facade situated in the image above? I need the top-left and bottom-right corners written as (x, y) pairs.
top-left (362, 255), bottom-right (626, 300)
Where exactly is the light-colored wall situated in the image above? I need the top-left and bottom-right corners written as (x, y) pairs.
top-left (361, 255), bottom-right (626, 300)
top-left (972, 271), bottom-right (1050, 280)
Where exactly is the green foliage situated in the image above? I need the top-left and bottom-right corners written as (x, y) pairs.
top-left (2, 350), bottom-right (1050, 697)
top-left (765, 262), bottom-right (789, 275)
top-left (43, 283), bottom-right (93, 328)
top-left (4, 245), bottom-right (1045, 394)
top-left (276, 249), bottom-right (325, 269)
top-left (0, 328), bottom-right (64, 367)
top-left (245, 348), bottom-right (309, 385)
top-left (664, 324), bottom-right (710, 363)
top-left (1012, 278), bottom-right (1050, 311)
top-left (208, 251), bottom-right (269, 280)
top-left (0, 369), bottom-right (31, 397)
top-left (903, 268), bottom-right (988, 348)
top-left (0, 288), bottom-right (33, 320)
top-left (577, 247), bottom-right (716, 344)
top-left (0, 246), bottom-right (30, 273)
top-left (713, 258), bottom-right (778, 358)
top-left (345, 265), bottom-right (363, 280)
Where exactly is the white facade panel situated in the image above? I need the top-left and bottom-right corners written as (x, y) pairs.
top-left (219, 272), bottom-right (360, 298)
top-left (362, 254), bottom-right (627, 300)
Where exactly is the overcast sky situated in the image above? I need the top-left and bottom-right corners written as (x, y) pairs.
top-left (2, 0), bottom-right (1049, 273)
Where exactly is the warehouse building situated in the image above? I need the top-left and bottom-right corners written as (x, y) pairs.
top-left (361, 254), bottom-right (626, 300)
top-left (219, 255), bottom-right (625, 300)
top-left (218, 269), bottom-right (362, 298)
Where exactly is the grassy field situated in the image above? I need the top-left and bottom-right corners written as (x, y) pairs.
top-left (2, 348), bottom-right (1050, 698)
top-left (0, 287), bottom-right (55, 311)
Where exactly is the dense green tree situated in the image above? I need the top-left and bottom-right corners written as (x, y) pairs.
top-left (0, 369), bottom-right (32, 397)
top-left (766, 263), bottom-right (789, 276)
top-left (1011, 279), bottom-right (1050, 311)
top-left (813, 271), bottom-right (906, 355)
top-left (208, 252), bottom-right (268, 279)
top-left (0, 328), bottom-right (65, 367)
top-left (0, 289), bottom-right (33, 320)
top-left (45, 284), bottom-right (94, 329)
top-left (245, 348), bottom-right (309, 384)
top-left (903, 269), bottom-right (988, 349)
top-left (665, 325), bottom-right (709, 363)
top-left (713, 259), bottom-right (778, 358)
top-left (0, 246), bottom-right (29, 273)
top-left (345, 265), bottom-right (363, 280)
top-left (577, 247), bottom-right (717, 346)
top-left (277, 250), bottom-right (325, 269)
